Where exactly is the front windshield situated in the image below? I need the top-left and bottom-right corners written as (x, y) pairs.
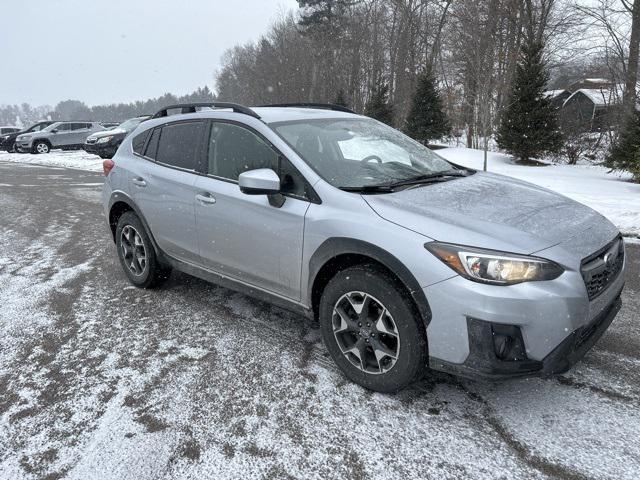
top-left (117, 118), bottom-right (144, 132)
top-left (273, 118), bottom-right (454, 189)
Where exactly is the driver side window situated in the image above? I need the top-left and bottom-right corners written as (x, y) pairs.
top-left (207, 122), bottom-right (278, 180)
top-left (206, 122), bottom-right (313, 200)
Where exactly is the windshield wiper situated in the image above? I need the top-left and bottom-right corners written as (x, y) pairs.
top-left (339, 185), bottom-right (396, 193)
top-left (339, 170), bottom-right (471, 194)
top-left (382, 170), bottom-right (470, 188)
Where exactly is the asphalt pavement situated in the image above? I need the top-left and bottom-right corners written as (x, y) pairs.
top-left (0, 161), bottom-right (639, 480)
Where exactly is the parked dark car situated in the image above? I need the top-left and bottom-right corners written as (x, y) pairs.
top-left (84, 116), bottom-right (150, 158)
top-left (0, 121), bottom-right (55, 152)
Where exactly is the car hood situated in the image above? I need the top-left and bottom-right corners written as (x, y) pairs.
top-left (363, 171), bottom-right (618, 257)
top-left (88, 128), bottom-right (126, 140)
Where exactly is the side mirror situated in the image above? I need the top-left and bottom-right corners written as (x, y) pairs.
top-left (51, 129), bottom-right (59, 133)
top-left (238, 168), bottom-right (281, 195)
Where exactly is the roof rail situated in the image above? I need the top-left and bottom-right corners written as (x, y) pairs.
top-left (151, 102), bottom-right (261, 120)
top-left (258, 103), bottom-right (356, 114)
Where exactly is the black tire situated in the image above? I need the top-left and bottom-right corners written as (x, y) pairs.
top-left (32, 141), bottom-right (50, 154)
top-left (115, 211), bottom-right (171, 288)
top-left (319, 264), bottom-right (428, 393)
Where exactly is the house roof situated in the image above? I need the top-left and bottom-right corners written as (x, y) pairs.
top-left (563, 86), bottom-right (623, 108)
top-left (543, 89), bottom-right (570, 99)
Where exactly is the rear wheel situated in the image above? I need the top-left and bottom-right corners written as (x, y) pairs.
top-left (319, 264), bottom-right (428, 392)
top-left (115, 211), bottom-right (171, 288)
top-left (33, 141), bottom-right (50, 154)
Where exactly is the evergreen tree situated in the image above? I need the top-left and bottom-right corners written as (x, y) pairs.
top-left (365, 84), bottom-right (394, 126)
top-left (606, 111), bottom-right (640, 182)
top-left (405, 70), bottom-right (450, 143)
top-left (496, 40), bottom-right (562, 164)
top-left (334, 89), bottom-right (349, 108)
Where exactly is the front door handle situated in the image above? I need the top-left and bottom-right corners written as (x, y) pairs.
top-left (132, 177), bottom-right (147, 187)
top-left (196, 192), bottom-right (216, 205)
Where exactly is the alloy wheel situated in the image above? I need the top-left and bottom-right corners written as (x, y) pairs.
top-left (332, 291), bottom-right (400, 374)
top-left (36, 143), bottom-right (49, 154)
top-left (120, 225), bottom-right (147, 276)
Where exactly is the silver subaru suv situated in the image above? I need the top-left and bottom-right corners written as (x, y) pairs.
top-left (102, 102), bottom-right (625, 392)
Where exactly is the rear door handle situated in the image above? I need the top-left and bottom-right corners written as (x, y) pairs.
top-left (132, 177), bottom-right (147, 187)
top-left (196, 192), bottom-right (216, 205)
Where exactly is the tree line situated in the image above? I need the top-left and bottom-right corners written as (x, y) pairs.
top-left (215, 0), bottom-right (639, 179)
top-left (0, 87), bottom-right (215, 127)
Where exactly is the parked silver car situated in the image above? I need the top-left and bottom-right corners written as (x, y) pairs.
top-left (0, 126), bottom-right (21, 135)
top-left (102, 102), bottom-right (625, 392)
top-left (15, 121), bottom-right (105, 154)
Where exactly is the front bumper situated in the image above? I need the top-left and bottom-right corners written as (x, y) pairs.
top-left (15, 140), bottom-right (33, 152)
top-left (430, 293), bottom-right (622, 380)
top-left (425, 243), bottom-right (626, 380)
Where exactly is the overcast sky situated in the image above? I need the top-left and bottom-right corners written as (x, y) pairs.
top-left (0, 0), bottom-right (299, 107)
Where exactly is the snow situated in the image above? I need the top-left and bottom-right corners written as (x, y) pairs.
top-left (561, 82), bottom-right (640, 108)
top-left (437, 147), bottom-right (640, 237)
top-left (0, 150), bottom-right (103, 172)
top-left (1, 151), bottom-right (640, 479)
top-left (542, 89), bottom-right (568, 99)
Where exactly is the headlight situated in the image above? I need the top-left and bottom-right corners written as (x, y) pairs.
top-left (0, 135), bottom-right (8, 141)
top-left (425, 242), bottom-right (564, 285)
top-left (97, 136), bottom-right (113, 144)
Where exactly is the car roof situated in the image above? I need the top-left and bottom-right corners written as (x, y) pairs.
top-left (251, 107), bottom-right (362, 124)
top-left (155, 107), bottom-right (361, 124)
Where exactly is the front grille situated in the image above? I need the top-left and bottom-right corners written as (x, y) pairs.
top-left (581, 237), bottom-right (624, 300)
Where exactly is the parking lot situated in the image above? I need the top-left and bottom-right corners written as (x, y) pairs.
top-left (1, 160), bottom-right (639, 480)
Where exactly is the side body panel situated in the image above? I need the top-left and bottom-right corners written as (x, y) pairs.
top-left (194, 175), bottom-right (309, 300)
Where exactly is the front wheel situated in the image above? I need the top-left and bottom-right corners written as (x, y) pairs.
top-left (319, 264), bottom-right (428, 393)
top-left (33, 141), bottom-right (50, 154)
top-left (115, 211), bottom-right (171, 288)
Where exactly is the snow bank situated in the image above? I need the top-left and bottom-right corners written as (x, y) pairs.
top-left (438, 147), bottom-right (640, 237)
top-left (0, 150), bottom-right (103, 172)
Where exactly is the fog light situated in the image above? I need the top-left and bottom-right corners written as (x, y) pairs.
top-left (493, 334), bottom-right (512, 359)
top-left (491, 324), bottom-right (527, 361)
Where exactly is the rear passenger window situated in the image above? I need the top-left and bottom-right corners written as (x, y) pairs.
top-left (132, 130), bottom-right (150, 155)
top-left (145, 128), bottom-right (161, 159)
top-left (155, 121), bottom-right (204, 170)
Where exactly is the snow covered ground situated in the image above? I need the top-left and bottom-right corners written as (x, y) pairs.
top-left (1, 162), bottom-right (639, 480)
top-left (1, 146), bottom-right (639, 237)
top-left (0, 150), bottom-right (103, 173)
top-left (437, 147), bottom-right (640, 238)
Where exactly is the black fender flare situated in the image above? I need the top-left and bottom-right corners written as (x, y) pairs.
top-left (107, 191), bottom-right (167, 264)
top-left (307, 238), bottom-right (432, 328)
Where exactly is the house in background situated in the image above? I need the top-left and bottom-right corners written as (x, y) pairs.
top-left (560, 86), bottom-right (623, 132)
